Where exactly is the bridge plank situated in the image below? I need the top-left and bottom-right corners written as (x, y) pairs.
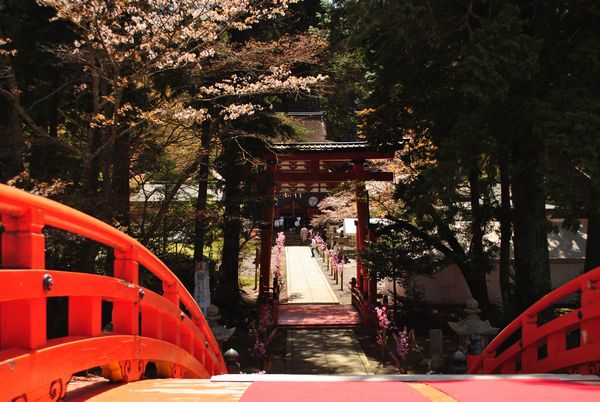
top-left (64, 379), bottom-right (250, 402)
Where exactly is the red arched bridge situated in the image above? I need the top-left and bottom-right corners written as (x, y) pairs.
top-left (0, 184), bottom-right (225, 401)
top-left (468, 265), bottom-right (600, 375)
top-left (2, 184), bottom-right (600, 401)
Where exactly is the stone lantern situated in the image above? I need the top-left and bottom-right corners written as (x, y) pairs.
top-left (448, 298), bottom-right (498, 351)
top-left (206, 305), bottom-right (236, 348)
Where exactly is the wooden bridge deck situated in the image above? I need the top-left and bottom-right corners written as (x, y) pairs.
top-left (64, 374), bottom-right (600, 401)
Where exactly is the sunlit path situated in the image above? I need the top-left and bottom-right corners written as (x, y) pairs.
top-left (285, 246), bottom-right (338, 304)
top-left (278, 305), bottom-right (361, 328)
top-left (285, 329), bottom-right (371, 375)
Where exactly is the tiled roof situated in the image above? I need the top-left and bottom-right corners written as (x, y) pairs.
top-left (269, 141), bottom-right (374, 152)
top-left (130, 183), bottom-right (222, 202)
top-left (286, 111), bottom-right (324, 117)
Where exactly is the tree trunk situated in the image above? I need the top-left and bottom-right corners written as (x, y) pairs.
top-left (0, 61), bottom-right (25, 182)
top-left (456, 261), bottom-right (490, 308)
top-left (77, 134), bottom-right (103, 275)
top-left (467, 163), bottom-right (490, 307)
top-left (0, 100), bottom-right (25, 182)
top-left (100, 143), bottom-right (113, 221)
top-left (392, 271), bottom-right (398, 323)
top-left (193, 120), bottom-right (212, 264)
top-left (81, 71), bottom-right (103, 216)
top-left (511, 134), bottom-right (551, 312)
top-left (499, 155), bottom-right (513, 313)
top-left (584, 212), bottom-right (600, 272)
top-left (82, 131), bottom-right (102, 210)
top-left (112, 130), bottom-right (130, 231)
top-left (77, 72), bottom-right (104, 275)
top-left (189, 120), bottom-right (213, 297)
top-left (215, 146), bottom-right (243, 311)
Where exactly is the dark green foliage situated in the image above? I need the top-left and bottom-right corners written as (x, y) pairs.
top-left (361, 231), bottom-right (445, 287)
top-left (361, 229), bottom-right (441, 324)
top-left (0, 0), bottom-right (77, 182)
top-left (328, 0), bottom-right (600, 315)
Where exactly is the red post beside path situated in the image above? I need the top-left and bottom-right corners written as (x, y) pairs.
top-left (367, 225), bottom-right (378, 303)
top-left (353, 161), bottom-right (368, 295)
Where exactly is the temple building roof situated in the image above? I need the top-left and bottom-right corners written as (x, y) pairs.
top-left (269, 141), bottom-right (379, 153)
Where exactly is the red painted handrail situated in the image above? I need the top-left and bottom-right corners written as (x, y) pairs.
top-left (468, 266), bottom-right (600, 375)
top-left (349, 281), bottom-right (371, 326)
top-left (0, 184), bottom-right (226, 401)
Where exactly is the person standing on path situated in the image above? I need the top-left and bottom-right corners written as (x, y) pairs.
top-left (310, 237), bottom-right (316, 257)
top-left (300, 226), bottom-right (308, 243)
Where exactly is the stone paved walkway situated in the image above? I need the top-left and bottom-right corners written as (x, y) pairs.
top-left (285, 246), bottom-right (338, 304)
top-left (276, 247), bottom-right (370, 375)
top-left (285, 329), bottom-right (371, 375)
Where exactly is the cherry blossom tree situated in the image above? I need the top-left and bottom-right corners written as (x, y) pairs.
top-left (2, 1), bottom-right (327, 308)
top-left (31, 0), bottom-right (322, 226)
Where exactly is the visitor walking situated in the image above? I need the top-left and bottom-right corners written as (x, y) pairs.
top-left (310, 237), bottom-right (316, 257)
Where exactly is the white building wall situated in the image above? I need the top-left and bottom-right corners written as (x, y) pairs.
top-left (386, 260), bottom-right (584, 305)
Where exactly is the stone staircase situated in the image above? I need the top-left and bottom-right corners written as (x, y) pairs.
top-left (279, 231), bottom-right (306, 246)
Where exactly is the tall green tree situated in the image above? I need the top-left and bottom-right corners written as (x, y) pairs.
top-left (331, 0), bottom-right (598, 314)
top-left (0, 0), bottom-right (77, 184)
top-left (538, 1), bottom-right (600, 272)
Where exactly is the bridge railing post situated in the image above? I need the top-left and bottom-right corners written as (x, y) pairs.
top-left (1, 208), bottom-right (47, 350)
top-left (162, 282), bottom-right (181, 345)
top-left (113, 248), bottom-right (140, 335)
top-left (520, 314), bottom-right (538, 372)
top-left (192, 317), bottom-right (208, 366)
top-left (580, 280), bottom-right (600, 348)
top-left (101, 247), bottom-right (145, 382)
top-left (155, 281), bottom-right (186, 378)
top-left (480, 349), bottom-right (496, 373)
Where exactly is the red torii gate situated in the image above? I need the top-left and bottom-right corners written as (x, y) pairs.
top-left (257, 142), bottom-right (394, 314)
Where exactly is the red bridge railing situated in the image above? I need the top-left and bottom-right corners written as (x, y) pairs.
top-left (0, 184), bottom-right (226, 401)
top-left (349, 279), bottom-right (372, 326)
top-left (468, 266), bottom-right (600, 375)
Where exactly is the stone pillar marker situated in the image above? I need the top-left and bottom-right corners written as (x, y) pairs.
top-left (429, 329), bottom-right (444, 372)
